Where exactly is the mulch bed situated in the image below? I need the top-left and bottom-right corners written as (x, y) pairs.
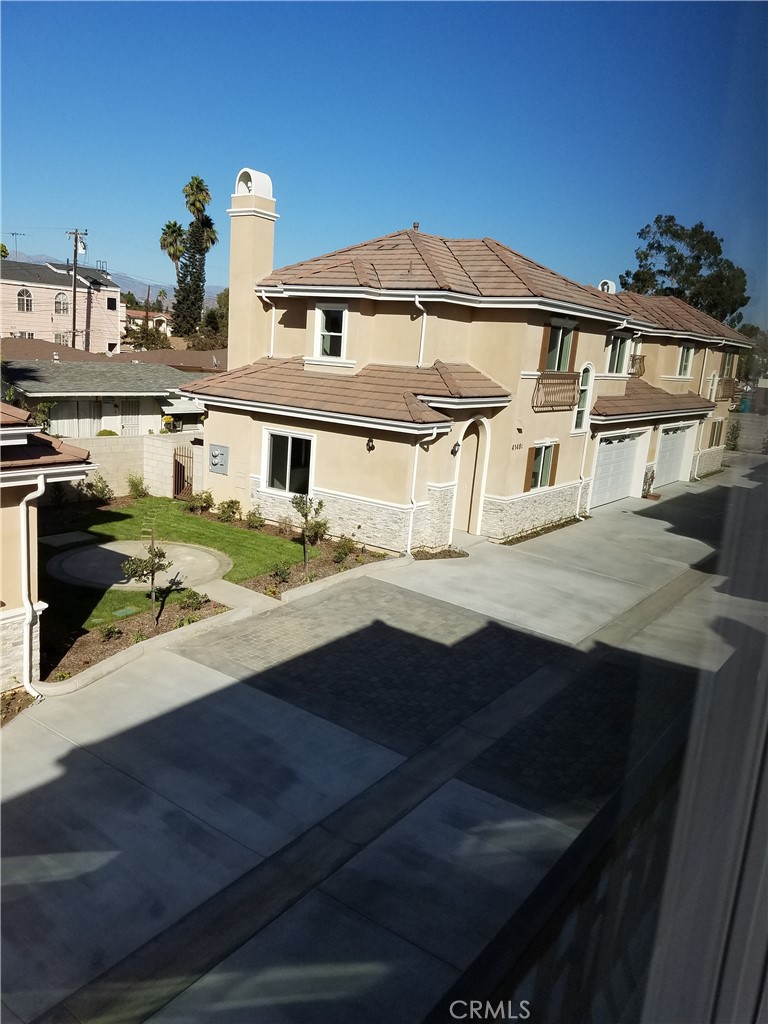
top-left (2, 688), bottom-right (36, 726)
top-left (241, 541), bottom-right (387, 599)
top-left (411, 546), bottom-right (469, 560)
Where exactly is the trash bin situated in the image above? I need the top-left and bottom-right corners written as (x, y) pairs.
top-left (740, 396), bottom-right (751, 413)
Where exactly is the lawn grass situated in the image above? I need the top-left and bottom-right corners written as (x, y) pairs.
top-left (40, 571), bottom-right (191, 631)
top-left (79, 497), bottom-right (307, 582)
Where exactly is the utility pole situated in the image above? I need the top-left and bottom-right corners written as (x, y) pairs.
top-left (66, 229), bottom-right (87, 347)
top-left (9, 232), bottom-right (26, 258)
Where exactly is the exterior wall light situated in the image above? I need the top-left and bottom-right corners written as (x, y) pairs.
top-left (366, 438), bottom-right (375, 452)
top-left (451, 441), bottom-right (461, 456)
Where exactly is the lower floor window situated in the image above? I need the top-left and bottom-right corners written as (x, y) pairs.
top-left (268, 432), bottom-right (311, 494)
top-left (710, 420), bottom-right (723, 448)
top-left (525, 442), bottom-right (559, 490)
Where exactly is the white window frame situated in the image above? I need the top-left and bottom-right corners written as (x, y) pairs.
top-left (314, 304), bottom-right (348, 360)
top-left (678, 345), bottom-right (694, 377)
top-left (530, 442), bottom-right (557, 490)
top-left (710, 419), bottom-right (724, 449)
top-left (545, 325), bottom-right (574, 372)
top-left (54, 332), bottom-right (67, 345)
top-left (573, 364), bottom-right (593, 432)
top-left (606, 332), bottom-right (631, 375)
top-left (262, 428), bottom-right (315, 496)
top-left (17, 288), bottom-right (33, 313)
top-left (721, 352), bottom-right (735, 378)
top-left (54, 291), bottom-right (69, 314)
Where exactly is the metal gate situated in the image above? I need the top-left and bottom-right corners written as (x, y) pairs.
top-left (173, 445), bottom-right (194, 499)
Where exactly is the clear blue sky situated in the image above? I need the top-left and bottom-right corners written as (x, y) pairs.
top-left (3, 1), bottom-right (766, 324)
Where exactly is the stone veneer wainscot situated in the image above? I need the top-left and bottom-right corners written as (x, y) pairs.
top-left (482, 481), bottom-right (587, 541)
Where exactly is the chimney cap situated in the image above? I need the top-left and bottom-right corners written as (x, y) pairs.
top-left (234, 168), bottom-right (273, 201)
top-left (412, 221), bottom-right (420, 231)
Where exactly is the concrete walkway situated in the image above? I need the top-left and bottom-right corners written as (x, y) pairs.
top-left (2, 455), bottom-right (765, 1024)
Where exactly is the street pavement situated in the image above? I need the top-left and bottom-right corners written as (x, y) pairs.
top-left (2, 454), bottom-right (766, 1024)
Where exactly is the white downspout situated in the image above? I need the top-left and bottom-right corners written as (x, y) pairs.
top-left (259, 290), bottom-right (276, 358)
top-left (407, 427), bottom-right (438, 554)
top-left (20, 474), bottom-right (46, 699)
top-left (414, 295), bottom-right (427, 368)
top-left (576, 427), bottom-right (590, 520)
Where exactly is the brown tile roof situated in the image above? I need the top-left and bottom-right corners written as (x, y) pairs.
top-left (592, 377), bottom-right (715, 419)
top-left (0, 401), bottom-right (31, 427)
top-left (182, 357), bottom-right (509, 427)
top-left (261, 230), bottom-right (637, 317)
top-left (1, 337), bottom-right (226, 372)
top-left (615, 293), bottom-right (748, 343)
top-left (2, 433), bottom-right (92, 472)
top-left (126, 309), bottom-right (171, 319)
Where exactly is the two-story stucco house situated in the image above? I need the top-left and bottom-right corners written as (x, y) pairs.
top-left (180, 168), bottom-right (750, 552)
top-left (1, 260), bottom-right (122, 353)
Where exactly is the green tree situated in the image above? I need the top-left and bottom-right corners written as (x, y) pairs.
top-left (122, 290), bottom-right (139, 308)
top-left (215, 287), bottom-right (229, 338)
top-left (121, 535), bottom-right (173, 624)
top-left (157, 288), bottom-right (168, 311)
top-left (159, 220), bottom-right (187, 282)
top-left (0, 243), bottom-right (8, 259)
top-left (123, 323), bottom-right (171, 350)
top-left (173, 218), bottom-right (206, 336)
top-left (290, 494), bottom-right (327, 579)
top-left (182, 176), bottom-right (212, 219)
top-left (737, 325), bottom-right (768, 381)
top-left (620, 215), bottom-right (750, 327)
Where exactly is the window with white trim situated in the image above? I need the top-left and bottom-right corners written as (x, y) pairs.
top-left (678, 345), bottom-right (694, 377)
top-left (544, 326), bottom-right (573, 371)
top-left (17, 288), bottom-right (33, 312)
top-left (707, 373), bottom-right (718, 401)
top-left (54, 291), bottom-right (69, 314)
top-left (573, 366), bottom-right (592, 430)
top-left (607, 333), bottom-right (630, 374)
top-left (525, 442), bottom-right (559, 491)
top-left (709, 420), bottom-right (724, 448)
top-left (54, 333), bottom-right (67, 345)
top-left (721, 352), bottom-right (735, 377)
top-left (267, 432), bottom-right (312, 494)
top-left (315, 305), bottom-right (346, 359)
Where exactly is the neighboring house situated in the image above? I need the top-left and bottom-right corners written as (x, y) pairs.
top-left (1, 335), bottom-right (227, 373)
top-left (124, 308), bottom-right (173, 337)
top-left (0, 402), bottom-right (93, 693)
top-left (0, 260), bottom-right (123, 353)
top-left (180, 167), bottom-right (751, 552)
top-left (1, 361), bottom-right (205, 438)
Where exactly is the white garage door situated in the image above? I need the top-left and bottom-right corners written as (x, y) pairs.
top-left (591, 434), bottom-right (642, 507)
top-left (655, 426), bottom-right (690, 488)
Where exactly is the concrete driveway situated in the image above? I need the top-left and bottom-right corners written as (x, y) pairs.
top-left (2, 455), bottom-right (765, 1024)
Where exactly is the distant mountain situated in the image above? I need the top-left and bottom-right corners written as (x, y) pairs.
top-left (13, 251), bottom-right (225, 306)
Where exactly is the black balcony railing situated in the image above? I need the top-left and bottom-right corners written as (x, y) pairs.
top-left (629, 353), bottom-right (646, 377)
top-left (715, 377), bottom-right (736, 402)
top-left (532, 371), bottom-right (580, 412)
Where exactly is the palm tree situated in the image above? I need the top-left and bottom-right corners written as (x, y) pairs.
top-left (198, 213), bottom-right (218, 253)
top-left (159, 221), bottom-right (186, 281)
top-left (182, 176), bottom-right (212, 221)
top-left (157, 289), bottom-right (168, 311)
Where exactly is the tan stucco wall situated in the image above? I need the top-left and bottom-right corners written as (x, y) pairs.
top-left (1, 485), bottom-right (38, 610)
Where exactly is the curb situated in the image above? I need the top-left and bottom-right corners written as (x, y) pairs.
top-left (280, 554), bottom-right (413, 603)
top-left (36, 607), bottom-right (254, 696)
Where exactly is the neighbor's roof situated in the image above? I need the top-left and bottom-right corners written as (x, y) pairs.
top-left (182, 357), bottom-right (510, 427)
top-left (126, 308), bottom-right (171, 319)
top-left (0, 337), bottom-right (226, 372)
top-left (1, 360), bottom-right (194, 396)
top-left (1, 259), bottom-right (116, 290)
top-left (0, 401), bottom-right (92, 473)
top-left (0, 401), bottom-right (31, 428)
top-left (615, 293), bottom-right (748, 343)
top-left (592, 377), bottom-right (716, 419)
top-left (261, 229), bottom-right (641, 318)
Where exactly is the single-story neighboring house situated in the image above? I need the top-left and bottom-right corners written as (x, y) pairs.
top-left (0, 335), bottom-right (227, 373)
top-left (1, 360), bottom-right (205, 438)
top-left (0, 402), bottom-right (94, 693)
top-left (124, 308), bottom-right (173, 337)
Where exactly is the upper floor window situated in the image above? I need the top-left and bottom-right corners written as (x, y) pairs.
top-left (573, 366), bottom-right (593, 431)
top-left (540, 324), bottom-right (576, 372)
top-left (107, 297), bottom-right (117, 311)
top-left (54, 291), bottom-right (69, 314)
top-left (607, 333), bottom-right (631, 374)
top-left (17, 288), bottom-right (33, 312)
top-left (678, 345), bottom-right (694, 377)
top-left (315, 305), bottom-right (347, 359)
top-left (721, 352), bottom-right (735, 378)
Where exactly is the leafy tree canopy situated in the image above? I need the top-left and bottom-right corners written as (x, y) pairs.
top-left (0, 243), bottom-right (8, 259)
top-left (620, 215), bottom-right (750, 328)
top-left (123, 323), bottom-right (171, 350)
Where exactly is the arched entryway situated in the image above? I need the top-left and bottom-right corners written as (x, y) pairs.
top-left (453, 419), bottom-right (488, 534)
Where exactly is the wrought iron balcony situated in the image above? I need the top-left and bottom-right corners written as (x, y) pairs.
top-left (715, 377), bottom-right (736, 402)
top-left (629, 353), bottom-right (646, 377)
top-left (532, 371), bottom-right (580, 412)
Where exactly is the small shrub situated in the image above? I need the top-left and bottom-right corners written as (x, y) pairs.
top-left (51, 669), bottom-right (71, 681)
top-left (126, 473), bottom-right (150, 498)
top-left (761, 432), bottom-right (768, 455)
top-left (77, 472), bottom-right (114, 502)
top-left (332, 535), bottom-right (356, 564)
top-left (305, 517), bottom-right (328, 545)
top-left (725, 421), bottom-right (741, 451)
top-left (99, 624), bottom-right (122, 642)
top-left (306, 569), bottom-right (318, 583)
top-left (131, 631), bottom-right (148, 645)
top-left (276, 515), bottom-right (294, 537)
top-left (174, 614), bottom-right (200, 629)
top-left (270, 560), bottom-right (292, 584)
top-left (96, 429), bottom-right (118, 436)
top-left (178, 589), bottom-right (206, 611)
top-left (186, 490), bottom-right (214, 514)
top-left (245, 506), bottom-right (265, 530)
top-left (216, 498), bottom-right (242, 523)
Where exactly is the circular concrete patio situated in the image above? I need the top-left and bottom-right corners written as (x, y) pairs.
top-left (46, 541), bottom-right (233, 591)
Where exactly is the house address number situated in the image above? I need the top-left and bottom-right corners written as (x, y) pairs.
top-left (511, 443), bottom-right (523, 451)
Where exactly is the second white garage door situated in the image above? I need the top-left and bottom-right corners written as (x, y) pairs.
top-left (591, 433), bottom-right (642, 507)
top-left (655, 425), bottom-right (691, 488)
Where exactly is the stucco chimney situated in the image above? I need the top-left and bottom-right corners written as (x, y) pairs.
top-left (227, 168), bottom-right (278, 368)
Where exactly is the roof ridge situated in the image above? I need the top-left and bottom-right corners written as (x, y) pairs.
top-left (481, 237), bottom-right (541, 295)
top-left (483, 237), bottom-right (621, 305)
top-left (405, 230), bottom-right (454, 291)
top-left (402, 390), bottom-right (433, 423)
top-left (432, 359), bottom-right (464, 397)
top-left (442, 237), bottom-right (484, 295)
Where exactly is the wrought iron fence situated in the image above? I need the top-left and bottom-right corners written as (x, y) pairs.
top-left (629, 354), bottom-right (646, 377)
top-left (532, 371), bottom-right (580, 411)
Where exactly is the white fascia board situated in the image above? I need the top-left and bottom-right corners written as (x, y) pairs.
top-left (417, 395), bottom-right (511, 409)
top-left (180, 391), bottom-right (452, 437)
top-left (0, 426), bottom-right (38, 445)
top-left (22, 390), bottom-right (171, 398)
top-left (259, 285), bottom-right (651, 328)
top-left (0, 463), bottom-right (97, 487)
top-left (590, 409), bottom-right (712, 424)
top-left (640, 328), bottom-right (752, 348)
